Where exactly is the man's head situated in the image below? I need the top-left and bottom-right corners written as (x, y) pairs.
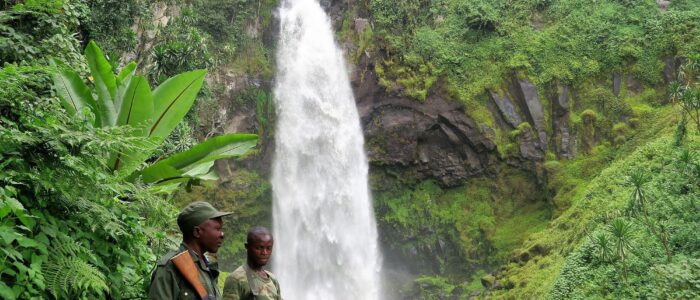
top-left (245, 227), bottom-right (274, 269)
top-left (177, 201), bottom-right (233, 253)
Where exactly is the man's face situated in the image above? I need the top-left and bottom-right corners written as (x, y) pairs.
top-left (195, 218), bottom-right (224, 253)
top-left (246, 234), bottom-right (273, 268)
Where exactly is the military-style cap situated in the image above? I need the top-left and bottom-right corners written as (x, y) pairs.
top-left (177, 201), bottom-right (233, 234)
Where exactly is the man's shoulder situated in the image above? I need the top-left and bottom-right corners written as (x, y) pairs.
top-left (156, 249), bottom-right (183, 266)
top-left (229, 265), bottom-right (248, 281)
top-left (264, 270), bottom-right (278, 281)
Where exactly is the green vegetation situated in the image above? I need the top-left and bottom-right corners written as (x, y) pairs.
top-left (670, 55), bottom-right (700, 134)
top-left (364, 0), bottom-right (700, 132)
top-left (52, 40), bottom-right (257, 191)
top-left (373, 169), bottom-right (550, 297)
top-left (547, 136), bottom-right (699, 299)
top-left (1, 61), bottom-right (171, 299)
top-left (488, 119), bottom-right (699, 298)
top-left (1, 1), bottom-right (258, 298)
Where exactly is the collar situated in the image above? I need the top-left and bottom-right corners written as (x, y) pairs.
top-left (178, 243), bottom-right (220, 279)
top-left (244, 263), bottom-right (270, 279)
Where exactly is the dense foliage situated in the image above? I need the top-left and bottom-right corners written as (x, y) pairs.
top-left (1, 2), bottom-right (167, 298)
top-left (549, 136), bottom-right (699, 299)
top-left (1, 0), bottom-right (258, 298)
top-left (1, 55), bottom-right (173, 299)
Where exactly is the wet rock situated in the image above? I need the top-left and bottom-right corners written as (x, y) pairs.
top-left (354, 18), bottom-right (369, 34)
top-left (657, 0), bottom-right (671, 11)
top-left (319, 0), bottom-right (351, 29)
top-left (626, 75), bottom-right (642, 94)
top-left (529, 243), bottom-right (550, 256)
top-left (489, 91), bottom-right (523, 128)
top-left (355, 59), bottom-right (497, 186)
top-left (519, 251), bottom-right (531, 263)
top-left (551, 85), bottom-right (572, 159)
top-left (509, 77), bottom-right (547, 148)
top-left (467, 290), bottom-right (483, 300)
top-left (438, 111), bottom-right (495, 152)
top-left (582, 110), bottom-right (597, 154)
top-left (518, 125), bottom-right (545, 161)
top-left (612, 72), bottom-right (622, 96)
top-left (663, 56), bottom-right (677, 84)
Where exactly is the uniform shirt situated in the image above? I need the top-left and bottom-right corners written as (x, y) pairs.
top-left (148, 244), bottom-right (222, 300)
top-left (223, 264), bottom-right (281, 300)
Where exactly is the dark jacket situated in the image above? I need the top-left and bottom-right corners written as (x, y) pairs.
top-left (148, 244), bottom-right (221, 300)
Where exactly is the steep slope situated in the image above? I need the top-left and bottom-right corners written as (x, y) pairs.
top-left (488, 109), bottom-right (699, 298)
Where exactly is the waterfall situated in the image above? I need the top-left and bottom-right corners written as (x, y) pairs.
top-left (271, 0), bottom-right (381, 299)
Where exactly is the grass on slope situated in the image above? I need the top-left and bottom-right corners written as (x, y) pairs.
top-left (488, 106), bottom-right (697, 298)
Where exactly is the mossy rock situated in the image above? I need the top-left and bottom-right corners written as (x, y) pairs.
top-left (480, 274), bottom-right (496, 288)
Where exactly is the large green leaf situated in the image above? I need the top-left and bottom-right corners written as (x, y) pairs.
top-left (116, 62), bottom-right (137, 85)
top-left (115, 75), bottom-right (153, 133)
top-left (85, 41), bottom-right (117, 127)
top-left (0, 281), bottom-right (16, 300)
top-left (149, 69), bottom-right (206, 141)
top-left (114, 62), bottom-right (137, 113)
top-left (110, 75), bottom-right (154, 171)
top-left (134, 134), bottom-right (258, 184)
top-left (52, 68), bottom-right (99, 126)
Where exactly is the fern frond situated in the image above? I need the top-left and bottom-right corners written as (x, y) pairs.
top-left (43, 255), bottom-right (107, 298)
top-left (43, 236), bottom-right (107, 298)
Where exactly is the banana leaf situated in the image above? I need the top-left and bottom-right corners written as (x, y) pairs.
top-left (52, 68), bottom-right (100, 126)
top-left (114, 62), bottom-right (137, 114)
top-left (133, 133), bottom-right (257, 184)
top-left (116, 75), bottom-right (153, 135)
top-left (109, 75), bottom-right (155, 171)
top-left (85, 41), bottom-right (117, 127)
top-left (149, 69), bottom-right (206, 142)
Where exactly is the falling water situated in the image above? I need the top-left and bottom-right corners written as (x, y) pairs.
top-left (271, 0), bottom-right (381, 299)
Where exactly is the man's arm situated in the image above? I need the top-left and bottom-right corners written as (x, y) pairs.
top-left (273, 276), bottom-right (282, 300)
top-left (148, 265), bottom-right (179, 300)
top-left (222, 273), bottom-right (247, 300)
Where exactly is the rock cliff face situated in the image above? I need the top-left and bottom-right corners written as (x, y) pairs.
top-left (551, 85), bottom-right (574, 159)
top-left (353, 56), bottom-right (499, 187)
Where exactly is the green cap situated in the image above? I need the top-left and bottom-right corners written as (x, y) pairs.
top-left (177, 201), bottom-right (233, 234)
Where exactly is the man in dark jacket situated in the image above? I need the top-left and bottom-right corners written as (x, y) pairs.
top-left (148, 201), bottom-right (233, 300)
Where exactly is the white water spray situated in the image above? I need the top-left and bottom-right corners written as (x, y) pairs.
top-left (271, 0), bottom-right (381, 299)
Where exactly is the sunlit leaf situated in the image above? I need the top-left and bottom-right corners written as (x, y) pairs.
top-left (85, 40), bottom-right (117, 126)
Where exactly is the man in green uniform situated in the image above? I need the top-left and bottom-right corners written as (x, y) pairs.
top-left (148, 201), bottom-right (233, 300)
top-left (223, 227), bottom-right (282, 300)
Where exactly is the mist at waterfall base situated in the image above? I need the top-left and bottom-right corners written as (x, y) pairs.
top-left (270, 0), bottom-right (382, 299)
